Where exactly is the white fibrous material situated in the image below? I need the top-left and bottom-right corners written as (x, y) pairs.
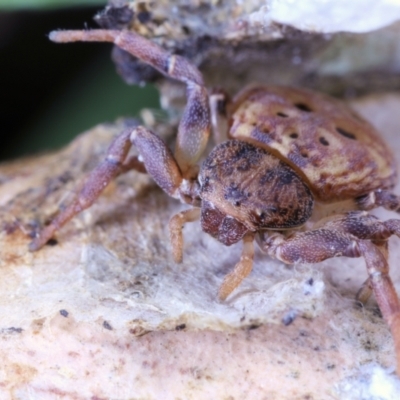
top-left (268, 0), bottom-right (400, 33)
top-left (336, 365), bottom-right (400, 400)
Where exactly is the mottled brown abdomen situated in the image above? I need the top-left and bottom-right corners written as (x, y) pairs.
top-left (229, 86), bottom-right (397, 201)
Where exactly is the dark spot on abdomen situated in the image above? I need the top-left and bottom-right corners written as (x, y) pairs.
top-left (319, 137), bottom-right (329, 146)
top-left (336, 127), bottom-right (356, 140)
top-left (294, 103), bottom-right (313, 112)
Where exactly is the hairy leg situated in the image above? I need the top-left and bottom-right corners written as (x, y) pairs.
top-left (357, 189), bottom-right (400, 213)
top-left (358, 240), bottom-right (400, 376)
top-left (169, 208), bottom-right (201, 263)
top-left (219, 233), bottom-right (255, 301)
top-left (30, 126), bottom-right (184, 251)
top-left (50, 29), bottom-right (211, 177)
top-left (258, 212), bottom-right (400, 374)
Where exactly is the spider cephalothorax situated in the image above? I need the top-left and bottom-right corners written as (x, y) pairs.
top-left (199, 140), bottom-right (314, 236)
top-left (30, 28), bottom-right (400, 375)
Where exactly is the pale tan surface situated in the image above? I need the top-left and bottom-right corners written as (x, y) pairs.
top-left (1, 94), bottom-right (400, 399)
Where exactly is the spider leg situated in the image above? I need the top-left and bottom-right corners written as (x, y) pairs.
top-left (29, 126), bottom-right (183, 251)
top-left (50, 29), bottom-right (211, 177)
top-left (258, 213), bottom-right (400, 375)
top-left (357, 189), bottom-right (400, 213)
top-left (356, 277), bottom-right (374, 304)
top-left (358, 240), bottom-right (400, 376)
top-left (355, 239), bottom-right (388, 304)
top-left (322, 212), bottom-right (400, 304)
top-left (169, 208), bottom-right (201, 263)
top-left (119, 155), bottom-right (147, 174)
top-left (130, 126), bottom-right (182, 197)
top-left (219, 233), bottom-right (256, 300)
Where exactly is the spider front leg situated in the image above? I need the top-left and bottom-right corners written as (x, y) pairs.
top-left (29, 126), bottom-right (185, 251)
top-left (358, 240), bottom-right (400, 376)
top-left (319, 211), bottom-right (400, 304)
top-left (50, 29), bottom-right (211, 177)
top-left (169, 208), bottom-right (201, 263)
top-left (258, 219), bottom-right (400, 375)
top-left (219, 233), bottom-right (256, 301)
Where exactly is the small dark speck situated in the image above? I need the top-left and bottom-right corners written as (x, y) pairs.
top-left (3, 222), bottom-right (18, 235)
top-left (103, 321), bottom-right (113, 330)
top-left (372, 307), bottom-right (382, 318)
top-left (277, 112), bottom-right (288, 118)
top-left (259, 127), bottom-right (270, 134)
top-left (290, 132), bottom-right (298, 139)
top-left (46, 238), bottom-right (58, 246)
top-left (326, 363), bottom-right (336, 370)
top-left (137, 11), bottom-right (151, 23)
top-left (282, 310), bottom-right (297, 326)
top-left (58, 172), bottom-right (72, 184)
top-left (319, 137), bottom-right (329, 146)
top-left (175, 323), bottom-right (186, 331)
top-left (182, 25), bottom-right (191, 35)
top-left (3, 327), bottom-right (23, 334)
top-left (301, 152), bottom-right (308, 158)
top-left (59, 309), bottom-right (69, 318)
top-left (306, 278), bottom-right (314, 286)
top-left (247, 324), bottom-right (260, 330)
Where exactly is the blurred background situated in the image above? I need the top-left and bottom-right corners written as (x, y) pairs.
top-left (0, 0), bottom-right (159, 161)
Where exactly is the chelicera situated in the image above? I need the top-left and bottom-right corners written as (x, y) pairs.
top-left (30, 29), bottom-right (400, 374)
